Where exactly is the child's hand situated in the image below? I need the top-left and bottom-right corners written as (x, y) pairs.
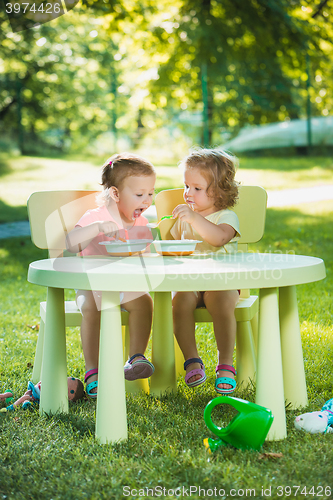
top-left (98, 221), bottom-right (120, 238)
top-left (172, 204), bottom-right (196, 224)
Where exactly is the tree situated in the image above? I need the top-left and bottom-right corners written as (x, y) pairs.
top-left (1, 0), bottom-right (332, 152)
top-left (147, 0), bottom-right (333, 143)
top-left (0, 4), bottom-right (131, 152)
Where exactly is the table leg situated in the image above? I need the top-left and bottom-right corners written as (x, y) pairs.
top-left (279, 286), bottom-right (308, 408)
top-left (96, 291), bottom-right (128, 444)
top-left (150, 291), bottom-right (176, 396)
top-left (256, 287), bottom-right (287, 440)
top-left (40, 287), bottom-right (68, 415)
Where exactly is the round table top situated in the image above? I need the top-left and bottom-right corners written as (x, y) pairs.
top-left (28, 253), bottom-right (326, 292)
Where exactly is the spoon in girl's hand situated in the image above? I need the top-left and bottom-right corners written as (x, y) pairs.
top-left (159, 215), bottom-right (173, 223)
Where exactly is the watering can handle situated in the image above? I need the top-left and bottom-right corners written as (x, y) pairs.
top-left (204, 396), bottom-right (239, 435)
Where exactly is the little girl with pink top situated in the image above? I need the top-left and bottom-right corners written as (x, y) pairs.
top-left (66, 153), bottom-right (156, 398)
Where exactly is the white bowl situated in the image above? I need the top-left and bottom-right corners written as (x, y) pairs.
top-left (152, 239), bottom-right (200, 256)
top-left (99, 239), bottom-right (152, 256)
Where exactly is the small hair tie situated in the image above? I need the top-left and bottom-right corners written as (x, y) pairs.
top-left (109, 160), bottom-right (113, 166)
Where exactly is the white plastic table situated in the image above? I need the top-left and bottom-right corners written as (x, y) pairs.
top-left (27, 252), bottom-right (326, 443)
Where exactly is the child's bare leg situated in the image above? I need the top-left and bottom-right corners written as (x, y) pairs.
top-left (172, 291), bottom-right (202, 384)
top-left (122, 292), bottom-right (153, 359)
top-left (76, 290), bottom-right (101, 393)
top-left (204, 290), bottom-right (239, 391)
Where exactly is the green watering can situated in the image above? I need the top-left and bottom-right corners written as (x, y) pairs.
top-left (203, 396), bottom-right (274, 452)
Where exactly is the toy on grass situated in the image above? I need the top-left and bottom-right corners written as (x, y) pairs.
top-left (0, 381), bottom-right (41, 412)
top-left (67, 376), bottom-right (85, 402)
top-left (203, 396), bottom-right (274, 453)
top-left (0, 391), bottom-right (14, 405)
top-left (294, 398), bottom-right (333, 434)
top-left (0, 377), bottom-right (84, 413)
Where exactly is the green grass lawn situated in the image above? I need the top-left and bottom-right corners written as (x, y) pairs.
top-left (0, 154), bottom-right (332, 499)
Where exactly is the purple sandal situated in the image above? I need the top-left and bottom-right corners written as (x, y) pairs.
top-left (184, 357), bottom-right (207, 388)
top-left (124, 353), bottom-right (155, 381)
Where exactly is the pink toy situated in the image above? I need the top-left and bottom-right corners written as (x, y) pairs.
top-left (294, 398), bottom-right (333, 434)
top-left (0, 377), bottom-right (84, 413)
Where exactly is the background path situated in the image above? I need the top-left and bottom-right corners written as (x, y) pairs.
top-left (267, 184), bottom-right (333, 207)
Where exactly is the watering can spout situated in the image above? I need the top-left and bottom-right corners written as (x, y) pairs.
top-left (203, 437), bottom-right (227, 453)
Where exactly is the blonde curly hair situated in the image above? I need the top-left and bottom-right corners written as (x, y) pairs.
top-left (180, 148), bottom-right (239, 210)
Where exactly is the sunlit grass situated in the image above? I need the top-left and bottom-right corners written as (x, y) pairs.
top-left (0, 155), bottom-right (333, 220)
top-left (235, 157), bottom-right (333, 190)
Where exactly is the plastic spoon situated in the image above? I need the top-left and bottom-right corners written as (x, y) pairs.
top-left (147, 215), bottom-right (174, 228)
top-left (158, 215), bottom-right (173, 224)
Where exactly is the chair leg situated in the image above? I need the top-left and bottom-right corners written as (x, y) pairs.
top-left (236, 320), bottom-right (257, 387)
top-left (250, 312), bottom-right (258, 357)
top-left (32, 319), bottom-right (45, 384)
top-left (150, 291), bottom-right (176, 395)
top-left (174, 337), bottom-right (185, 378)
top-left (123, 326), bottom-right (149, 395)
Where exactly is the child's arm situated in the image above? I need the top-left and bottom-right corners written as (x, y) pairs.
top-left (172, 204), bottom-right (236, 247)
top-left (66, 221), bottom-right (119, 253)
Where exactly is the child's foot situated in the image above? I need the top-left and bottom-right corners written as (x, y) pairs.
top-left (215, 364), bottom-right (236, 394)
top-left (184, 358), bottom-right (206, 387)
top-left (124, 354), bottom-right (154, 380)
top-left (85, 369), bottom-right (98, 398)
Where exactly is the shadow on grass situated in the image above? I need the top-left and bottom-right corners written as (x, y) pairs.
top-left (0, 199), bottom-right (28, 223)
top-left (50, 403), bottom-right (96, 437)
top-left (0, 156), bottom-right (13, 177)
top-left (35, 382), bottom-right (258, 446)
top-left (0, 237), bottom-right (46, 271)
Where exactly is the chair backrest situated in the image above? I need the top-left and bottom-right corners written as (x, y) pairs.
top-left (155, 186), bottom-right (267, 251)
top-left (27, 190), bottom-right (99, 257)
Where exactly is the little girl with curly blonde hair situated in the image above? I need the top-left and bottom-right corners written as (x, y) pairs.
top-left (171, 148), bottom-right (240, 394)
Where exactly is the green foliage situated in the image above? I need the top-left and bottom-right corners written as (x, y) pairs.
top-left (0, 8), bottom-right (129, 153)
top-left (149, 0), bottom-right (333, 141)
top-left (1, 0), bottom-right (333, 152)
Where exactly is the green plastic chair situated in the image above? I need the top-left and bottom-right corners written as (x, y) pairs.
top-left (27, 190), bottom-right (149, 395)
top-left (154, 186), bottom-right (267, 387)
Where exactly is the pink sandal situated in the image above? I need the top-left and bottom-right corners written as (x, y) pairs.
top-left (215, 364), bottom-right (236, 394)
top-left (184, 357), bottom-right (207, 388)
top-left (85, 369), bottom-right (98, 399)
